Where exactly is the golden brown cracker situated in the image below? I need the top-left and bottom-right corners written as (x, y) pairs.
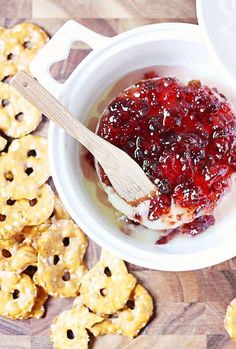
top-left (0, 22), bottom-right (49, 81)
top-left (0, 237), bottom-right (37, 273)
top-left (35, 219), bottom-right (88, 297)
top-left (50, 300), bottom-right (104, 349)
top-left (23, 184), bottom-right (54, 226)
top-left (53, 195), bottom-right (70, 220)
top-left (0, 195), bottom-right (27, 238)
top-left (225, 298), bottom-right (236, 341)
top-left (20, 220), bottom-right (51, 248)
top-left (0, 271), bottom-right (37, 319)
top-left (0, 135), bottom-right (50, 200)
top-left (29, 286), bottom-right (48, 319)
top-left (0, 83), bottom-right (42, 138)
top-left (0, 184), bottom-right (54, 239)
top-left (80, 250), bottom-right (136, 314)
top-left (90, 284), bottom-right (153, 338)
top-left (34, 263), bottom-right (86, 298)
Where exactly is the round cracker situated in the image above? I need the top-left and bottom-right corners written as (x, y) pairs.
top-left (0, 22), bottom-right (49, 81)
top-left (90, 284), bottom-right (153, 338)
top-left (23, 184), bottom-right (54, 226)
top-left (80, 250), bottom-right (136, 314)
top-left (0, 237), bottom-right (37, 273)
top-left (0, 184), bottom-right (53, 239)
top-left (225, 298), bottom-right (236, 341)
top-left (0, 82), bottom-right (42, 138)
top-left (0, 138), bottom-right (49, 200)
top-left (34, 219), bottom-right (88, 297)
top-left (0, 271), bottom-right (37, 319)
top-left (50, 302), bottom-right (103, 349)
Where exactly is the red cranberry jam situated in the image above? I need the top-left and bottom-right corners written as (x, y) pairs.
top-left (97, 77), bottom-right (236, 230)
top-left (156, 215), bottom-right (215, 244)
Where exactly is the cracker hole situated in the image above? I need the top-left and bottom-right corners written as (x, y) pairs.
top-left (100, 288), bottom-right (108, 297)
top-left (67, 329), bottom-right (74, 340)
top-left (27, 149), bottom-right (37, 157)
top-left (62, 237), bottom-right (70, 247)
top-left (15, 234), bottom-right (25, 243)
top-left (62, 271), bottom-right (70, 281)
top-left (2, 76), bottom-right (11, 84)
top-left (86, 329), bottom-right (94, 340)
top-left (7, 53), bottom-right (14, 60)
top-left (0, 214), bottom-right (6, 222)
top-left (24, 265), bottom-right (38, 278)
top-left (49, 211), bottom-right (55, 219)
top-left (108, 313), bottom-right (118, 319)
top-left (12, 289), bottom-right (20, 299)
top-left (29, 198), bottom-right (37, 206)
top-left (126, 300), bottom-right (135, 310)
top-left (4, 171), bottom-right (14, 182)
top-left (15, 112), bottom-right (24, 121)
top-left (1, 99), bottom-right (9, 107)
top-left (104, 267), bottom-right (112, 277)
top-left (7, 199), bottom-right (16, 206)
top-left (53, 255), bottom-right (59, 265)
top-left (25, 167), bottom-right (33, 176)
top-left (2, 249), bottom-right (11, 258)
top-left (23, 41), bottom-right (33, 49)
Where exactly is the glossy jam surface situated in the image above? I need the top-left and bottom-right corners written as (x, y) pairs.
top-left (97, 77), bottom-right (236, 234)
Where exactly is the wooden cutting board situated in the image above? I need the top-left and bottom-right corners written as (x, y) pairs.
top-left (0, 1), bottom-right (235, 348)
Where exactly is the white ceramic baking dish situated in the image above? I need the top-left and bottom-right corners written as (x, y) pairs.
top-left (30, 20), bottom-right (236, 271)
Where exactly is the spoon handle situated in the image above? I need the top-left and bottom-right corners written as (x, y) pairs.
top-left (11, 71), bottom-right (101, 153)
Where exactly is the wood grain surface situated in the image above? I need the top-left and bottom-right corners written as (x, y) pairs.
top-left (0, 1), bottom-right (235, 348)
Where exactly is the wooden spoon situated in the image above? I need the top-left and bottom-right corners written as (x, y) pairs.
top-left (11, 71), bottom-right (157, 202)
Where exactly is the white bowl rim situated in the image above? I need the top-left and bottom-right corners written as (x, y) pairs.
top-left (48, 22), bottom-right (236, 271)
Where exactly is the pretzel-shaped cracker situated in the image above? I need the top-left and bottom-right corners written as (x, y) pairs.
top-left (50, 300), bottom-right (104, 349)
top-left (0, 195), bottom-right (27, 238)
top-left (23, 183), bottom-right (54, 226)
top-left (0, 82), bottom-right (42, 138)
top-left (8, 135), bottom-right (50, 187)
top-left (0, 237), bottom-right (37, 273)
top-left (9, 285), bottom-right (48, 320)
top-left (18, 195), bottom-right (67, 248)
top-left (0, 271), bottom-right (37, 319)
top-left (225, 298), bottom-right (236, 341)
top-left (80, 250), bottom-right (136, 314)
top-left (20, 221), bottom-right (51, 248)
top-left (90, 284), bottom-right (153, 338)
top-left (0, 136), bottom-right (50, 200)
top-left (34, 219), bottom-right (88, 297)
top-left (34, 263), bottom-right (86, 298)
top-left (0, 22), bottom-right (49, 81)
top-left (17, 286), bottom-right (48, 320)
top-left (0, 28), bottom-right (18, 78)
top-left (0, 184), bottom-right (54, 239)
top-left (0, 152), bottom-right (39, 199)
top-left (16, 195), bottom-right (67, 249)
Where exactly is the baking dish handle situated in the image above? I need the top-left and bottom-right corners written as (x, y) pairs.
top-left (30, 20), bottom-right (110, 97)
